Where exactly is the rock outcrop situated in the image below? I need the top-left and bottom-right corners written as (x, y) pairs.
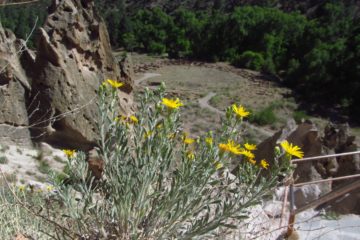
top-left (0, 22), bottom-right (34, 146)
top-left (29, 0), bottom-right (133, 151)
top-left (254, 120), bottom-right (359, 213)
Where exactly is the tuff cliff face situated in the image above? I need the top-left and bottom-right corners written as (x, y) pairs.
top-left (0, 22), bottom-right (34, 146)
top-left (0, 0), bottom-right (134, 149)
top-left (28, 0), bottom-right (133, 150)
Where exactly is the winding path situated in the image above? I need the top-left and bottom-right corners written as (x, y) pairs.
top-left (135, 73), bottom-right (161, 86)
top-left (198, 92), bottom-right (274, 138)
top-left (136, 72), bottom-right (274, 138)
top-left (198, 92), bottom-right (225, 116)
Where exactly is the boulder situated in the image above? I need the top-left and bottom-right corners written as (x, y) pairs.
top-left (29, 0), bottom-right (133, 151)
top-left (254, 119), bottom-right (324, 183)
top-left (320, 123), bottom-right (360, 214)
top-left (0, 22), bottom-right (33, 146)
top-left (254, 120), bottom-right (359, 212)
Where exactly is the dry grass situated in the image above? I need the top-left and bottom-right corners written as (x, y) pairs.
top-left (132, 55), bottom-right (360, 143)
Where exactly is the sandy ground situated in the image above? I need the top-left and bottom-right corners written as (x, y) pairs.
top-left (0, 144), bottom-right (66, 185)
top-left (295, 210), bottom-right (360, 240)
top-left (223, 204), bottom-right (360, 240)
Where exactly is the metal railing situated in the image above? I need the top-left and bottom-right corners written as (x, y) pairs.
top-left (284, 150), bottom-right (360, 238)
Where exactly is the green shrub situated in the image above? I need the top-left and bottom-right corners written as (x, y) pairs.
top-left (0, 156), bottom-right (8, 164)
top-left (231, 51), bottom-right (265, 71)
top-left (0, 83), bottom-right (293, 239)
top-left (148, 41), bottom-right (166, 55)
top-left (293, 110), bottom-right (309, 123)
top-left (249, 105), bottom-right (277, 126)
top-left (37, 161), bottom-right (50, 174)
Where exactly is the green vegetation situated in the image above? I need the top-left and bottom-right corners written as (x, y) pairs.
top-left (0, 155), bottom-right (8, 164)
top-left (293, 110), bottom-right (310, 124)
top-left (91, 1), bottom-right (360, 121)
top-left (0, 0), bottom-right (50, 48)
top-left (249, 105), bottom-right (278, 126)
top-left (0, 83), bottom-right (293, 239)
top-left (37, 160), bottom-right (50, 174)
top-left (0, 0), bottom-right (359, 120)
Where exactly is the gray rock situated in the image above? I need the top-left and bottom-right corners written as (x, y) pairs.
top-left (254, 120), bottom-right (359, 214)
top-left (263, 200), bottom-right (287, 218)
top-left (29, 0), bottom-right (133, 150)
top-left (294, 184), bottom-right (322, 208)
top-left (0, 22), bottom-right (33, 146)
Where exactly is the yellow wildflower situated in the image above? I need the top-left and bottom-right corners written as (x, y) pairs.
top-left (240, 149), bottom-right (255, 159)
top-left (219, 143), bottom-right (228, 152)
top-left (46, 185), bottom-right (54, 192)
top-left (260, 159), bottom-right (269, 169)
top-left (248, 158), bottom-right (256, 165)
top-left (214, 161), bottom-right (223, 170)
top-left (161, 97), bottom-right (183, 110)
top-left (129, 115), bottom-right (139, 124)
top-left (232, 104), bottom-right (250, 119)
top-left (280, 140), bottom-right (304, 159)
top-left (218, 140), bottom-right (242, 155)
top-left (183, 137), bottom-right (195, 145)
top-left (186, 151), bottom-right (195, 160)
top-left (115, 115), bottom-right (127, 123)
top-left (205, 137), bottom-right (213, 146)
top-left (106, 79), bottom-right (124, 88)
top-left (244, 143), bottom-right (257, 151)
top-left (144, 130), bottom-right (153, 139)
top-left (63, 149), bottom-right (76, 158)
top-left (18, 185), bottom-right (26, 192)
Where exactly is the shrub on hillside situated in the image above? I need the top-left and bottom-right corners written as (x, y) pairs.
top-left (231, 51), bottom-right (265, 71)
top-left (249, 105), bottom-right (278, 126)
top-left (0, 81), bottom-right (300, 239)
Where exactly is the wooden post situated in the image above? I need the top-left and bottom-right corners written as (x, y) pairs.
top-left (286, 184), bottom-right (295, 238)
top-left (279, 185), bottom-right (289, 228)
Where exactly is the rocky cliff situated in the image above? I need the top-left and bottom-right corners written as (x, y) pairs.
top-left (0, 0), bottom-right (133, 150)
top-left (0, 21), bottom-right (34, 146)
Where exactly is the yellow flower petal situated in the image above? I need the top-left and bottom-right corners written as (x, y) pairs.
top-left (248, 158), bottom-right (256, 165)
top-left (205, 137), bottom-right (213, 146)
top-left (186, 151), bottom-right (195, 160)
top-left (106, 79), bottom-right (124, 88)
top-left (218, 140), bottom-right (242, 155)
top-left (240, 149), bottom-right (255, 159)
top-left (244, 143), bottom-right (257, 151)
top-left (63, 149), bottom-right (76, 158)
top-left (280, 140), bottom-right (304, 159)
top-left (144, 130), bottom-right (153, 139)
top-left (214, 161), bottom-right (223, 170)
top-left (161, 97), bottom-right (183, 110)
top-left (183, 137), bottom-right (195, 145)
top-left (260, 159), bottom-right (269, 169)
top-left (232, 104), bottom-right (250, 119)
top-left (129, 115), bottom-right (139, 124)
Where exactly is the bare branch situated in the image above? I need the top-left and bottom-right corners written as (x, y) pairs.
top-left (0, 0), bottom-right (40, 7)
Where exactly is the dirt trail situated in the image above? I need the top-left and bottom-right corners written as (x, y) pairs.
top-left (137, 72), bottom-right (274, 138)
top-left (135, 73), bottom-right (161, 86)
top-left (198, 92), bottom-right (225, 116)
top-left (198, 92), bottom-right (274, 138)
